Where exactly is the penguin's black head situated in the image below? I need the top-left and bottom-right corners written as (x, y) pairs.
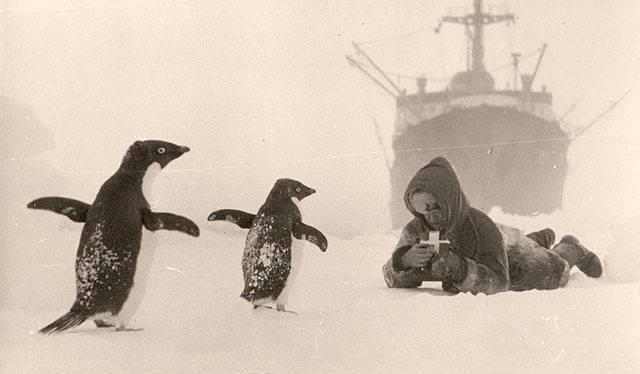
top-left (122, 140), bottom-right (190, 171)
top-left (269, 178), bottom-right (316, 202)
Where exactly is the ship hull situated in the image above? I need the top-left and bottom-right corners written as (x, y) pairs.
top-left (390, 105), bottom-right (570, 228)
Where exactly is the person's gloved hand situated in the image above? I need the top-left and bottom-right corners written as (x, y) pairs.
top-left (430, 247), bottom-right (466, 282)
top-left (401, 242), bottom-right (438, 268)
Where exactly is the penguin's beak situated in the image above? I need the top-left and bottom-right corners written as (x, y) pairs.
top-left (299, 187), bottom-right (316, 200)
top-left (159, 145), bottom-right (190, 169)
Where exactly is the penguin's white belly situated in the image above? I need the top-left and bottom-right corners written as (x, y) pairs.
top-left (115, 222), bottom-right (158, 327)
top-left (275, 238), bottom-right (304, 307)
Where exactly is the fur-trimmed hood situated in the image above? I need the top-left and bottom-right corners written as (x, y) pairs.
top-left (403, 157), bottom-right (470, 239)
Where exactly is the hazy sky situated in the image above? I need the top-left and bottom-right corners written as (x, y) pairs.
top-left (2, 0), bottom-right (639, 236)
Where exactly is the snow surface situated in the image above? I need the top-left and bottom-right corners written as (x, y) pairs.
top-left (2, 223), bottom-right (640, 373)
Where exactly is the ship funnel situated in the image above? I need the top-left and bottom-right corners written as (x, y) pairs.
top-left (521, 74), bottom-right (533, 91)
top-left (417, 77), bottom-right (427, 94)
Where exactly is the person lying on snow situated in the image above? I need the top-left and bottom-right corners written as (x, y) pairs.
top-left (382, 157), bottom-right (603, 295)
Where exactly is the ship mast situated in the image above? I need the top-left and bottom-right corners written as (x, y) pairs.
top-left (440, 0), bottom-right (514, 90)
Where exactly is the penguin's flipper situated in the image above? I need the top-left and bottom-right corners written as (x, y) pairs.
top-left (207, 209), bottom-right (256, 229)
top-left (292, 222), bottom-right (328, 252)
top-left (27, 197), bottom-right (91, 222)
top-left (142, 211), bottom-right (200, 237)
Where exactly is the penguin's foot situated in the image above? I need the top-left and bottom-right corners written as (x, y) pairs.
top-left (276, 304), bottom-right (297, 315)
top-left (253, 304), bottom-right (276, 311)
top-left (94, 320), bottom-right (115, 328)
top-left (115, 327), bottom-right (144, 332)
top-left (252, 304), bottom-right (297, 315)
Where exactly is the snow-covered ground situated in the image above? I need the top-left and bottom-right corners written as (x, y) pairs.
top-left (2, 220), bottom-right (640, 373)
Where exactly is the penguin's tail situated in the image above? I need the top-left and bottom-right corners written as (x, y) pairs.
top-left (39, 310), bottom-right (87, 335)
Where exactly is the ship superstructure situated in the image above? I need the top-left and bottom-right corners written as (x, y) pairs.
top-left (348, 0), bottom-right (570, 227)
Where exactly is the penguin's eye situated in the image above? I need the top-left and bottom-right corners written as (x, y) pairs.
top-left (157, 147), bottom-right (166, 154)
top-left (295, 187), bottom-right (301, 193)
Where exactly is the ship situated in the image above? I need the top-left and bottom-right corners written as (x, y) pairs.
top-left (347, 0), bottom-right (572, 228)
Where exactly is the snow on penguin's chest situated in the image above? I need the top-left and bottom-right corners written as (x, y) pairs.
top-left (115, 162), bottom-right (161, 326)
top-left (246, 198), bottom-right (305, 307)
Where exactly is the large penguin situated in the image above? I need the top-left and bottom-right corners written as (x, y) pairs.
top-left (29, 140), bottom-right (199, 334)
top-left (208, 178), bottom-right (327, 313)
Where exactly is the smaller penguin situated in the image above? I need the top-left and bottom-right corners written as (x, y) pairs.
top-left (208, 178), bottom-right (327, 313)
top-left (29, 140), bottom-right (199, 334)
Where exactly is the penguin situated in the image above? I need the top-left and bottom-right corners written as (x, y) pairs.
top-left (28, 140), bottom-right (199, 334)
top-left (207, 178), bottom-right (327, 313)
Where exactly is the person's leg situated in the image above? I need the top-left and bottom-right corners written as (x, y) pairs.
top-left (526, 228), bottom-right (556, 249)
top-left (551, 235), bottom-right (603, 277)
top-left (382, 258), bottom-right (440, 288)
top-left (507, 245), bottom-right (570, 291)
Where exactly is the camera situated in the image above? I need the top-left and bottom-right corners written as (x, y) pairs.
top-left (419, 230), bottom-right (450, 254)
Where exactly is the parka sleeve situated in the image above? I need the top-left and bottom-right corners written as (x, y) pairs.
top-left (391, 220), bottom-right (420, 271)
top-left (452, 214), bottom-right (510, 295)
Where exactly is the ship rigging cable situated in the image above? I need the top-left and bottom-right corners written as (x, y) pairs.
top-left (154, 131), bottom-right (626, 174)
top-left (356, 26), bottom-right (435, 46)
top-left (51, 129), bottom-right (627, 176)
top-left (349, 44), bottom-right (542, 85)
top-left (571, 89), bottom-right (632, 139)
top-left (351, 5), bottom-right (547, 85)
